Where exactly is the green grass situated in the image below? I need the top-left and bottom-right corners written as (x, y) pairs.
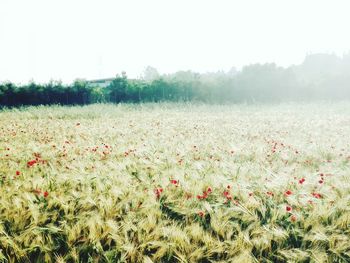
top-left (0, 103), bottom-right (349, 262)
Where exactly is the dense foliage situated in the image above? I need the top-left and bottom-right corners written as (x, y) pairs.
top-left (1, 53), bottom-right (350, 106)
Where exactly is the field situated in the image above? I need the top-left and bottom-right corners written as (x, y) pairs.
top-left (0, 103), bottom-right (350, 262)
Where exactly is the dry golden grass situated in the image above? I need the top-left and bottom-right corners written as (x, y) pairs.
top-left (0, 103), bottom-right (349, 262)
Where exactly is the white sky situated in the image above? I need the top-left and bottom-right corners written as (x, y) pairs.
top-left (0, 0), bottom-right (350, 84)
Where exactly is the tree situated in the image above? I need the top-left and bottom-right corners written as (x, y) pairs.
top-left (105, 73), bottom-right (128, 103)
top-left (143, 66), bottom-right (160, 82)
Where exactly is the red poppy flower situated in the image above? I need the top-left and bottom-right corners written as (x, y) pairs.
top-left (318, 180), bottom-right (324, 184)
top-left (154, 188), bottom-right (163, 199)
top-left (312, 192), bottom-right (322, 199)
top-left (286, 205), bottom-right (292, 212)
top-left (27, 160), bottom-right (37, 167)
top-left (207, 187), bottom-right (212, 193)
top-left (285, 190), bottom-right (292, 196)
top-left (299, 178), bottom-right (305, 184)
top-left (223, 190), bottom-right (232, 200)
top-left (198, 211), bottom-right (205, 217)
top-left (43, 191), bottom-right (49, 198)
top-left (16, 171), bottom-right (20, 176)
top-left (170, 179), bottom-right (178, 185)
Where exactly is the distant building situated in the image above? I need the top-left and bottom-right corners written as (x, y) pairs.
top-left (86, 76), bottom-right (139, 88)
top-left (86, 78), bottom-right (114, 88)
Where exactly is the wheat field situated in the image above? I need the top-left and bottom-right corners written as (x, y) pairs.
top-left (0, 103), bottom-right (349, 262)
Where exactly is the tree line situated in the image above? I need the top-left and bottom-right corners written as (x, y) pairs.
top-left (1, 53), bottom-right (350, 107)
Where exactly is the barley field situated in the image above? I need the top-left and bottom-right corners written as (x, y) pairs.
top-left (0, 103), bottom-right (349, 263)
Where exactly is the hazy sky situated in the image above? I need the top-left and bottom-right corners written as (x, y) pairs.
top-left (0, 0), bottom-right (349, 83)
